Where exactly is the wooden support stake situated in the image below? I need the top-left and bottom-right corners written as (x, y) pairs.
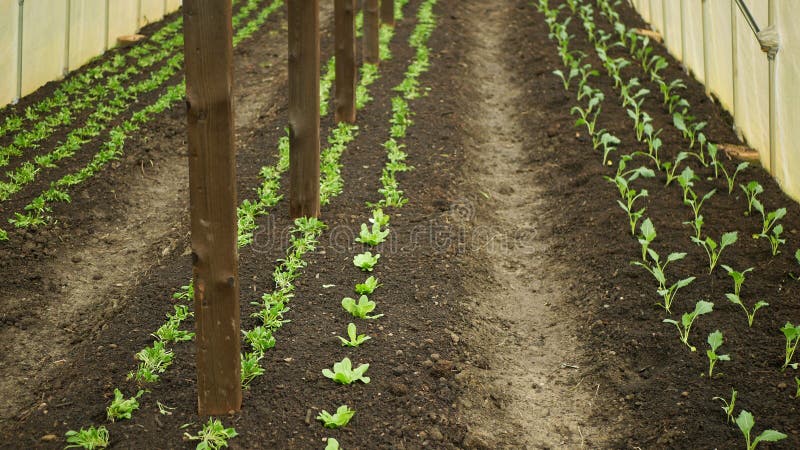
top-left (288, 0), bottom-right (321, 218)
top-left (183, 0), bottom-right (242, 416)
top-left (380, 0), bottom-right (395, 26)
top-left (363, 0), bottom-right (380, 64)
top-left (335, 0), bottom-right (357, 123)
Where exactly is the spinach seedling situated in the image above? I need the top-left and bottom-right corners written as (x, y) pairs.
top-left (322, 357), bottom-right (371, 384)
top-left (740, 181), bottom-right (764, 216)
top-left (65, 426), bottom-right (110, 449)
top-left (781, 322), bottom-right (800, 370)
top-left (713, 388), bottom-right (737, 423)
top-left (735, 410), bottom-right (787, 450)
top-left (106, 389), bottom-right (143, 422)
top-left (342, 295), bottom-right (383, 319)
top-left (353, 251), bottom-right (380, 271)
top-left (356, 222), bottom-right (390, 246)
top-left (706, 330), bottom-right (729, 377)
top-left (691, 231), bottom-right (737, 274)
top-left (317, 405), bottom-right (356, 429)
top-left (338, 322), bottom-right (371, 347)
top-left (355, 276), bottom-right (381, 295)
top-left (637, 218), bottom-right (656, 261)
top-left (663, 300), bottom-right (714, 351)
top-left (184, 418), bottom-right (238, 450)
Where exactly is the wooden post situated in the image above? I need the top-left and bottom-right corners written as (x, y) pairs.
top-left (362, 0), bottom-right (379, 64)
top-left (183, 0), bottom-right (242, 415)
top-left (288, 0), bottom-right (321, 218)
top-left (335, 0), bottom-right (357, 123)
top-left (380, 0), bottom-right (395, 27)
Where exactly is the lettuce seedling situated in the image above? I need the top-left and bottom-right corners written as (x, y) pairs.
top-left (325, 438), bottom-right (340, 450)
top-left (713, 388), bottom-right (737, 423)
top-left (243, 326), bottom-right (276, 354)
top-left (637, 218), bottom-right (656, 261)
top-left (740, 181), bottom-right (763, 216)
top-left (241, 352), bottom-right (265, 388)
top-left (691, 231), bottom-right (737, 273)
top-left (317, 405), bottom-right (356, 429)
top-left (322, 357), bottom-right (371, 384)
top-left (184, 418), bottom-right (238, 450)
top-left (781, 322), bottom-right (800, 370)
top-left (128, 341), bottom-right (174, 383)
top-left (338, 323), bottom-right (371, 347)
top-left (353, 252), bottom-right (380, 271)
top-left (342, 295), bottom-right (383, 319)
top-left (106, 388), bottom-right (143, 422)
top-left (356, 222), bottom-right (390, 246)
top-left (735, 410), bottom-right (787, 450)
top-left (663, 300), bottom-right (714, 351)
top-left (706, 330), bottom-right (729, 377)
top-left (370, 209), bottom-right (390, 227)
top-left (65, 426), bottom-right (110, 449)
top-left (355, 276), bottom-right (381, 295)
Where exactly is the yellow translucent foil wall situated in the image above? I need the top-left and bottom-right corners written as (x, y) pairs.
top-left (631, 0), bottom-right (800, 202)
top-left (1, 0), bottom-right (182, 106)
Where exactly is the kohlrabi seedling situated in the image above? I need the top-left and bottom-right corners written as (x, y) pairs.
top-left (706, 330), bottom-right (729, 377)
top-left (637, 218), bottom-right (656, 261)
top-left (713, 388), bottom-right (737, 423)
top-left (353, 251), bottom-right (380, 271)
top-left (322, 357), bottom-right (371, 384)
top-left (752, 201), bottom-right (786, 238)
top-left (735, 410), bottom-right (787, 450)
top-left (663, 300), bottom-right (714, 351)
top-left (724, 294), bottom-right (768, 327)
top-left (317, 405), bottom-right (356, 429)
top-left (342, 295), bottom-right (383, 319)
top-left (355, 276), bottom-right (381, 295)
top-left (631, 249), bottom-right (686, 291)
top-left (691, 231), bottom-right (737, 273)
top-left (721, 265), bottom-right (753, 297)
top-left (657, 276), bottom-right (695, 314)
top-left (781, 322), bottom-right (800, 370)
top-left (739, 181), bottom-right (762, 216)
top-left (106, 389), bottom-right (143, 422)
top-left (338, 322), bottom-right (371, 347)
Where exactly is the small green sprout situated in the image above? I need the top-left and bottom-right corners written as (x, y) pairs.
top-left (184, 418), bottom-right (238, 450)
top-left (657, 276), bottom-right (696, 314)
top-left (715, 161), bottom-right (749, 193)
top-left (781, 322), bottom-right (800, 370)
top-left (241, 352), bottom-right (265, 388)
top-left (713, 388), bottom-right (737, 423)
top-left (752, 201), bottom-right (786, 237)
top-left (765, 224), bottom-right (785, 256)
top-left (128, 341), bottom-right (174, 383)
top-left (338, 323), bottom-right (371, 347)
top-left (106, 388), bottom-right (144, 422)
top-left (691, 231), bottom-right (737, 273)
top-left (616, 187), bottom-right (648, 235)
top-left (326, 438), bottom-right (341, 450)
top-left (795, 377), bottom-right (800, 398)
top-left (322, 357), bottom-right (370, 384)
top-left (725, 294), bottom-right (768, 327)
top-left (637, 218), bottom-right (656, 261)
top-left (355, 222), bottom-right (390, 246)
top-left (735, 410), bottom-right (787, 450)
top-left (370, 208), bottom-right (390, 227)
top-left (706, 330), bottom-right (729, 377)
top-left (631, 249), bottom-right (686, 291)
top-left (342, 295), bottom-right (383, 319)
top-left (65, 426), bottom-right (110, 449)
top-left (740, 181), bottom-right (764, 215)
top-left (317, 405), bottom-right (356, 429)
top-left (243, 326), bottom-right (276, 353)
top-left (353, 252), bottom-right (380, 271)
top-left (355, 276), bottom-right (381, 295)
top-left (720, 265), bottom-right (753, 297)
top-left (663, 300), bottom-right (714, 351)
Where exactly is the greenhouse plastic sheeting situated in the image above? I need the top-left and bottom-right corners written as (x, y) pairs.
top-left (1, 0), bottom-right (182, 106)
top-left (631, 0), bottom-right (800, 202)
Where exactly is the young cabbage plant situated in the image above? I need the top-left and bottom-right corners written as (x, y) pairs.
top-left (617, 188), bottom-right (648, 235)
top-left (65, 426), bottom-right (110, 449)
top-left (355, 275), bottom-right (381, 295)
top-left (735, 410), bottom-right (787, 450)
top-left (632, 249), bottom-right (687, 291)
top-left (656, 276), bottom-right (696, 314)
top-left (338, 322), bottom-right (371, 347)
top-left (712, 388), bottom-right (737, 423)
top-left (599, 132), bottom-right (621, 166)
top-left (740, 181), bottom-right (764, 216)
top-left (342, 295), bottom-right (384, 319)
top-left (691, 231), bottom-right (738, 274)
top-left (706, 330), bottom-right (729, 377)
top-left (553, 65), bottom-right (579, 91)
top-left (682, 214), bottom-right (704, 240)
top-left (752, 201), bottom-right (786, 238)
top-left (317, 405), bottom-right (356, 429)
top-left (658, 78), bottom-right (686, 107)
top-left (353, 251), bottom-right (380, 271)
top-left (637, 218), bottom-right (656, 261)
top-left (766, 224), bottom-right (785, 256)
top-left (676, 166), bottom-right (697, 203)
top-left (684, 188), bottom-right (716, 221)
top-left (106, 389), bottom-right (144, 422)
top-left (322, 357), bottom-right (371, 384)
top-left (673, 112), bottom-right (707, 152)
top-left (724, 293), bottom-right (768, 327)
top-left (720, 265), bottom-right (753, 297)
top-left (663, 300), bottom-right (714, 351)
top-left (781, 322), bottom-right (800, 370)
top-left (662, 152), bottom-right (689, 186)
top-left (714, 160), bottom-right (749, 194)
top-left (184, 418), bottom-right (238, 450)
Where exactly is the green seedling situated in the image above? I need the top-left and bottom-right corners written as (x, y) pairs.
top-left (713, 388), bottom-right (737, 423)
top-left (740, 181), bottom-right (764, 216)
top-left (251, 299), bottom-right (291, 330)
top-left (322, 357), bottom-right (371, 384)
top-left (706, 330), bottom-right (729, 377)
top-left (106, 388), bottom-right (143, 422)
top-left (353, 251), bottom-right (380, 271)
top-left (606, 156), bottom-right (654, 198)
top-left (128, 341), bottom-right (174, 383)
top-left (684, 188), bottom-right (716, 221)
top-left (355, 276), bottom-right (381, 295)
top-left (735, 410), bottom-right (787, 450)
top-left (317, 405), bottom-right (356, 429)
top-left (720, 265), bottom-right (753, 297)
top-left (617, 188), bottom-right (648, 235)
top-left (553, 66), bottom-right (579, 90)
top-left (781, 322), bottom-right (800, 370)
top-left (599, 131), bottom-right (621, 165)
top-left (243, 326), bottom-right (276, 354)
top-left (241, 352), bottom-right (265, 388)
top-left (691, 231), bottom-right (737, 274)
top-left (152, 320), bottom-right (194, 343)
top-left (676, 166), bottom-right (697, 203)
top-left (794, 249), bottom-right (800, 280)
top-left (325, 438), bottom-right (341, 450)
top-left (637, 218), bottom-right (656, 261)
top-left (766, 224), bottom-right (785, 256)
top-left (65, 426), bottom-right (110, 449)
top-left (632, 249), bottom-right (686, 291)
top-left (657, 276), bottom-right (696, 314)
top-left (663, 300), bottom-right (714, 351)
top-left (184, 418), bottom-right (238, 450)
top-left (795, 377), bottom-right (800, 399)
top-left (725, 294), bottom-right (768, 328)
top-left (673, 112), bottom-right (706, 151)
top-left (342, 295), bottom-right (383, 319)
top-left (356, 222), bottom-right (390, 246)
top-left (713, 159), bottom-right (749, 194)
top-left (658, 78), bottom-right (686, 107)
top-left (752, 201), bottom-right (785, 237)
top-left (157, 401), bottom-right (176, 416)
top-left (683, 214), bottom-right (704, 240)
top-left (338, 322), bottom-right (371, 347)
top-left (370, 208), bottom-right (390, 227)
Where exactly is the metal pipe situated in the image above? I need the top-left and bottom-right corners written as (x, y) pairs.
top-left (734, 0), bottom-right (760, 36)
top-left (768, 0), bottom-right (777, 174)
top-left (15, 0), bottom-right (24, 103)
top-left (731, 0), bottom-right (738, 132)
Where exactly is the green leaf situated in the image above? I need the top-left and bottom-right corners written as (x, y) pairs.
top-left (707, 330), bottom-right (723, 352)
top-left (720, 231), bottom-right (738, 247)
top-left (736, 410), bottom-right (754, 436)
top-left (753, 429), bottom-right (787, 445)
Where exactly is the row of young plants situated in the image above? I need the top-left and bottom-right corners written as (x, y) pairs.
top-left (62, 2), bottom-right (414, 448)
top-left (317, 2), bottom-right (436, 448)
top-left (539, 0), bottom-right (799, 447)
top-left (0, 0), bottom-right (269, 242)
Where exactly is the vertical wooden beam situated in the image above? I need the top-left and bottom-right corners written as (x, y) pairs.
top-left (288, 0), bottom-right (321, 218)
top-left (380, 0), bottom-right (395, 27)
top-left (363, 0), bottom-right (379, 64)
top-left (183, 0), bottom-right (242, 416)
top-left (335, 0), bottom-right (356, 124)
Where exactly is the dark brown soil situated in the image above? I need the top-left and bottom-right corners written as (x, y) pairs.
top-left (1, 0), bottom-right (800, 448)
